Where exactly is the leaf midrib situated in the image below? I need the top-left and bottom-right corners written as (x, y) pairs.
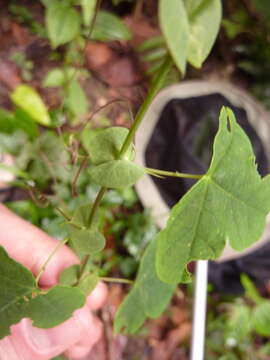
top-left (0, 288), bottom-right (33, 316)
top-left (209, 178), bottom-right (265, 214)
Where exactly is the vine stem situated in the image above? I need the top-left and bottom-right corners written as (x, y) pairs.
top-left (77, 56), bottom-right (172, 285)
top-left (35, 238), bottom-right (69, 286)
top-left (100, 277), bottom-right (133, 285)
top-left (87, 187), bottom-right (107, 228)
top-left (118, 56), bottom-right (172, 159)
top-left (77, 187), bottom-right (107, 283)
top-left (145, 167), bottom-right (203, 179)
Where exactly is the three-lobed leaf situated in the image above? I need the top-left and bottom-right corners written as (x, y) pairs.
top-left (156, 107), bottom-right (270, 284)
top-left (114, 239), bottom-right (175, 334)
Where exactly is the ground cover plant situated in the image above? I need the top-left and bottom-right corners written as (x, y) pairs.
top-left (1, 0), bottom-right (270, 358)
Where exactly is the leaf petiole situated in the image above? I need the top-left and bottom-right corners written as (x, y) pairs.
top-left (145, 167), bottom-right (203, 180)
top-left (35, 238), bottom-right (69, 286)
top-left (100, 277), bottom-right (133, 285)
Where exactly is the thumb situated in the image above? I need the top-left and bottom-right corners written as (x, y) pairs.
top-left (3, 305), bottom-right (99, 360)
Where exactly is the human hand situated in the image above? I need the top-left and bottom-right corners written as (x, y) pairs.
top-left (0, 204), bottom-right (107, 360)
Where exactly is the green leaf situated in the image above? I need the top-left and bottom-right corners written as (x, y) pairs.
top-left (156, 107), bottom-right (270, 284)
top-left (60, 264), bottom-right (80, 286)
top-left (60, 265), bottom-right (99, 296)
top-left (88, 160), bottom-right (145, 189)
top-left (0, 246), bottom-right (36, 338)
top-left (46, 1), bottom-right (81, 48)
top-left (227, 303), bottom-right (252, 341)
top-left (66, 79), bottom-right (89, 117)
top-left (80, 0), bottom-right (96, 26)
top-left (43, 67), bottom-right (77, 88)
top-left (92, 11), bottom-right (132, 41)
top-left (69, 227), bottom-right (105, 254)
top-left (78, 272), bottom-right (99, 296)
top-left (82, 127), bottom-right (134, 165)
top-left (11, 85), bottom-right (51, 126)
top-left (241, 274), bottom-right (263, 304)
top-left (29, 132), bottom-right (70, 183)
top-left (0, 108), bottom-right (38, 138)
top-left (114, 239), bottom-right (175, 334)
top-left (253, 301), bottom-right (270, 336)
top-left (43, 68), bottom-right (65, 87)
top-left (159, 0), bottom-right (189, 74)
top-left (185, 0), bottom-right (222, 68)
top-left (27, 285), bottom-right (85, 328)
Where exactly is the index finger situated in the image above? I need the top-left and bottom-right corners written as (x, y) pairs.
top-left (0, 204), bottom-right (78, 287)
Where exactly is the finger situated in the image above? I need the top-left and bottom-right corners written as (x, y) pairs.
top-left (87, 282), bottom-right (108, 311)
top-left (64, 316), bottom-right (102, 360)
top-left (0, 204), bottom-right (78, 287)
top-left (5, 304), bottom-right (100, 360)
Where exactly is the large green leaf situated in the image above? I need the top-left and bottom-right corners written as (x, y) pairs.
top-left (92, 11), bottom-right (132, 41)
top-left (157, 107), bottom-right (270, 284)
top-left (185, 0), bottom-right (222, 68)
top-left (26, 285), bottom-right (85, 328)
top-left (159, 0), bottom-right (189, 74)
top-left (114, 239), bottom-right (175, 334)
top-left (46, 0), bottom-right (81, 48)
top-left (11, 85), bottom-right (51, 126)
top-left (88, 159), bottom-right (145, 189)
top-left (0, 246), bottom-right (36, 338)
top-left (82, 127), bottom-right (134, 165)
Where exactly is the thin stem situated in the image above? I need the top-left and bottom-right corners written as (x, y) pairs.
top-left (87, 187), bottom-right (107, 228)
top-left (118, 56), bottom-right (172, 159)
top-left (145, 167), bottom-right (203, 179)
top-left (77, 187), bottom-right (107, 284)
top-left (55, 206), bottom-right (71, 221)
top-left (72, 156), bottom-right (88, 197)
top-left (100, 277), bottom-right (133, 285)
top-left (35, 238), bottom-right (69, 286)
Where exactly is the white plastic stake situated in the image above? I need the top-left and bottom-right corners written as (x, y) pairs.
top-left (190, 260), bottom-right (208, 360)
